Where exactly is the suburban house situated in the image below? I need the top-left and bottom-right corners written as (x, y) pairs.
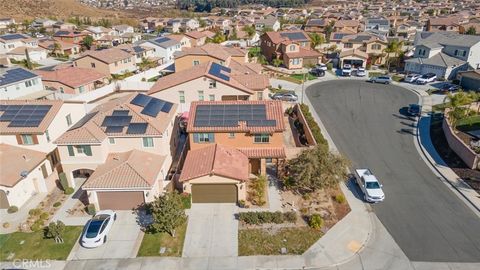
top-left (304, 19), bottom-right (330, 33)
top-left (457, 70), bottom-right (480, 91)
top-left (337, 32), bottom-right (388, 67)
top-left (365, 18), bottom-right (390, 36)
top-left (6, 46), bottom-right (47, 62)
top-left (139, 36), bottom-right (181, 65)
top-left (0, 67), bottom-right (46, 100)
top-left (254, 16), bottom-right (281, 32)
top-left (333, 20), bottom-right (360, 34)
top-left (179, 144), bottom-right (249, 203)
top-left (148, 61), bottom-right (269, 112)
top-left (426, 16), bottom-right (468, 32)
top-left (73, 48), bottom-right (137, 76)
top-left (31, 19), bottom-right (57, 30)
top-left (167, 34), bottom-right (192, 49)
top-left (405, 32), bottom-right (480, 79)
top-left (0, 18), bottom-right (15, 31)
top-left (184, 31), bottom-right (207, 47)
top-left (260, 30), bottom-right (321, 69)
top-left (83, 26), bottom-right (115, 41)
top-left (35, 66), bottom-right (108, 95)
top-left (0, 99), bottom-right (86, 208)
top-left (174, 43), bottom-right (247, 72)
top-left (113, 25), bottom-right (134, 36)
top-left (117, 44), bottom-right (156, 64)
top-left (53, 30), bottom-right (87, 45)
top-left (186, 100), bottom-right (286, 178)
top-left (38, 38), bottom-right (81, 58)
top-left (0, 33), bottom-right (39, 55)
top-left (53, 93), bottom-right (179, 210)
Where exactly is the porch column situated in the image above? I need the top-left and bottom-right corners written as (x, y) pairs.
top-left (260, 158), bottom-right (267, 176)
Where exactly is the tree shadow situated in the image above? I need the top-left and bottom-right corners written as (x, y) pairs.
top-left (397, 128), bottom-right (417, 136)
top-left (134, 205), bottom-right (153, 232)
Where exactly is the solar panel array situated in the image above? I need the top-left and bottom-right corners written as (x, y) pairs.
top-left (280, 32), bottom-right (307, 41)
top-left (0, 68), bottom-right (38, 87)
top-left (208, 63), bottom-right (231, 81)
top-left (0, 104), bottom-right (52, 127)
top-left (101, 115), bottom-right (132, 127)
top-left (333, 33), bottom-right (349, 40)
top-left (130, 94), bottom-right (173, 117)
top-left (127, 123), bottom-right (148, 134)
top-left (0, 34), bottom-right (27, 40)
top-left (194, 104), bottom-right (276, 128)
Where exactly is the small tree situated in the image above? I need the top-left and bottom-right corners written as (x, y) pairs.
top-left (272, 58), bottom-right (283, 67)
top-left (466, 26), bottom-right (476, 35)
top-left (243, 25), bottom-right (256, 38)
top-left (52, 42), bottom-right (61, 57)
top-left (82, 36), bottom-right (94, 50)
top-left (308, 33), bottom-right (325, 49)
top-left (148, 192), bottom-right (186, 237)
top-left (46, 220), bottom-right (65, 243)
top-left (25, 48), bottom-right (33, 70)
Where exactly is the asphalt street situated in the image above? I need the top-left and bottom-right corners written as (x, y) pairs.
top-left (306, 80), bottom-right (480, 262)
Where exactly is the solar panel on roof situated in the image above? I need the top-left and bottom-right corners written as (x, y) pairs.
top-left (24, 120), bottom-right (42, 127)
top-left (8, 120), bottom-right (26, 127)
top-left (141, 99), bottom-right (165, 117)
top-left (280, 32), bottom-right (307, 41)
top-left (208, 62), bottom-right (231, 81)
top-left (0, 68), bottom-right (38, 87)
top-left (0, 34), bottom-right (26, 40)
top-left (112, 110), bottom-right (130, 116)
top-left (102, 115), bottom-right (132, 127)
top-left (130, 94), bottom-right (152, 107)
top-left (193, 104), bottom-right (276, 128)
top-left (126, 123), bottom-right (148, 134)
top-left (105, 126), bottom-right (124, 133)
top-left (160, 101), bottom-right (173, 113)
top-left (0, 104), bottom-right (51, 127)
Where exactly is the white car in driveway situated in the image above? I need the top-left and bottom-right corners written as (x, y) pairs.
top-left (356, 67), bottom-right (367, 77)
top-left (355, 168), bottom-right (385, 203)
top-left (368, 75), bottom-right (392, 84)
top-left (81, 210), bottom-right (117, 248)
top-left (416, 73), bottom-right (437, 84)
top-left (342, 64), bottom-right (352, 76)
top-left (315, 63), bottom-right (327, 71)
top-left (404, 73), bottom-right (421, 83)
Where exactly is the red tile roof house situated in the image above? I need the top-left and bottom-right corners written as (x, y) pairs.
top-left (53, 94), bottom-right (180, 210)
top-left (35, 66), bottom-right (109, 95)
top-left (260, 31), bottom-right (321, 69)
top-left (73, 48), bottom-right (138, 76)
top-left (186, 100), bottom-right (286, 180)
top-left (147, 61), bottom-right (270, 112)
top-left (0, 99), bottom-right (86, 209)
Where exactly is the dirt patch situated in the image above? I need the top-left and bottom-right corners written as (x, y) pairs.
top-left (430, 114), bottom-right (480, 194)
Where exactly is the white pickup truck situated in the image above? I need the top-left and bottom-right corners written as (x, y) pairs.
top-left (355, 168), bottom-right (385, 203)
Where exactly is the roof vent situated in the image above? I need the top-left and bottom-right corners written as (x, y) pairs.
top-left (20, 170), bottom-right (28, 178)
top-left (22, 155), bottom-right (29, 162)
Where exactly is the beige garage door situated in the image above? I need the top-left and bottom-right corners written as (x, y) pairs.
top-left (192, 184), bottom-right (237, 203)
top-left (97, 191), bottom-right (145, 210)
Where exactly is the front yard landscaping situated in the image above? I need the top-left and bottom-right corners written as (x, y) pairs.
top-left (0, 226), bottom-right (82, 260)
top-left (277, 73), bottom-right (316, 84)
top-left (137, 222), bottom-right (187, 257)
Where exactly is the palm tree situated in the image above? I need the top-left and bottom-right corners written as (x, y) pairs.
top-left (446, 91), bottom-right (473, 128)
top-left (52, 42), bottom-right (61, 57)
top-left (383, 40), bottom-right (404, 71)
top-left (308, 33), bottom-right (325, 50)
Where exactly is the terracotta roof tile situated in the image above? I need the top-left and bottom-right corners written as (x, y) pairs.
top-left (179, 144), bottom-right (249, 182)
top-left (237, 147), bottom-right (286, 158)
top-left (35, 67), bottom-right (107, 88)
top-left (0, 144), bottom-right (47, 187)
top-left (184, 31), bottom-right (207, 39)
top-left (231, 73), bottom-right (269, 90)
top-left (77, 48), bottom-right (132, 64)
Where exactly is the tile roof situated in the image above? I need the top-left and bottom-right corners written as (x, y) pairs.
top-left (334, 20), bottom-right (360, 27)
top-left (418, 52), bottom-right (467, 68)
top-left (77, 48), bottom-right (132, 64)
top-left (146, 36), bottom-right (180, 48)
top-left (7, 46), bottom-right (46, 55)
top-left (0, 99), bottom-right (63, 135)
top-left (0, 144), bottom-right (47, 187)
top-left (35, 66), bottom-right (107, 88)
top-left (175, 43), bottom-right (246, 61)
top-left (415, 31), bottom-right (480, 48)
top-left (264, 30), bottom-right (310, 44)
top-left (38, 39), bottom-right (79, 50)
top-left (148, 61), bottom-right (254, 95)
top-left (339, 48), bottom-right (369, 59)
top-left (231, 73), bottom-right (269, 90)
top-left (237, 147), bottom-right (286, 158)
top-left (179, 144), bottom-right (249, 182)
top-left (229, 60), bottom-right (263, 75)
top-left (54, 94), bottom-right (177, 144)
top-left (187, 100), bottom-right (285, 133)
top-left (285, 47), bottom-right (322, 58)
top-left (306, 19), bottom-right (329, 27)
top-left (184, 31), bottom-right (207, 39)
top-left (82, 150), bottom-right (165, 189)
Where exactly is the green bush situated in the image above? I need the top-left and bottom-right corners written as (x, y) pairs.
top-left (238, 212), bottom-right (260, 225)
top-left (86, 204), bottom-right (96, 215)
top-left (30, 220), bottom-right (44, 232)
top-left (334, 194), bottom-right (346, 204)
top-left (53, 202), bottom-right (61, 208)
top-left (64, 187), bottom-right (74, 195)
top-left (29, 208), bottom-right (41, 216)
top-left (40, 212), bottom-right (50, 220)
top-left (181, 193), bottom-right (192, 209)
top-left (327, 63), bottom-right (333, 71)
top-left (7, 206), bottom-right (18, 214)
top-left (59, 172), bottom-right (69, 191)
top-left (309, 214), bottom-right (324, 230)
top-left (239, 211), bottom-right (287, 225)
top-left (248, 176), bottom-right (267, 206)
top-left (299, 104), bottom-right (328, 149)
top-left (238, 200), bottom-right (246, 208)
top-left (283, 211), bottom-right (297, 223)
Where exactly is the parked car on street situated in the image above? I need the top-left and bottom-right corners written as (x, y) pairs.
top-left (356, 67), bottom-right (367, 77)
top-left (407, 104), bottom-right (422, 116)
top-left (310, 68), bottom-right (325, 77)
top-left (404, 73), bottom-right (421, 83)
top-left (355, 169), bottom-right (385, 203)
top-left (315, 63), bottom-right (327, 71)
top-left (271, 92), bottom-right (298, 102)
top-left (81, 210), bottom-right (117, 248)
top-left (342, 64), bottom-right (352, 76)
top-left (441, 83), bottom-right (460, 92)
top-left (368, 76), bottom-right (392, 84)
top-left (416, 73), bottom-right (437, 84)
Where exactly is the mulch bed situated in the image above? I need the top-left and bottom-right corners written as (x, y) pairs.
top-left (430, 114), bottom-right (480, 194)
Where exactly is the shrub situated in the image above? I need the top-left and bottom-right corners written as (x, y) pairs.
top-left (64, 187), bottom-right (74, 195)
top-left (86, 204), bottom-right (96, 216)
top-left (29, 208), bottom-right (41, 216)
top-left (30, 220), bottom-right (44, 232)
top-left (271, 211), bottom-right (284, 224)
top-left (7, 206), bottom-right (18, 214)
top-left (334, 194), bottom-right (346, 204)
top-left (180, 193), bottom-right (191, 209)
top-left (2, 222), bottom-right (10, 228)
top-left (302, 193), bottom-right (311, 200)
top-left (59, 172), bottom-right (69, 191)
top-left (53, 202), bottom-right (61, 208)
top-left (239, 211), bottom-right (287, 225)
top-left (327, 63), bottom-right (333, 71)
top-left (309, 214), bottom-right (323, 230)
top-left (40, 212), bottom-right (50, 220)
top-left (238, 200), bottom-right (246, 208)
top-left (299, 104), bottom-right (328, 149)
top-left (239, 212), bottom-right (260, 225)
top-left (283, 211), bottom-right (297, 223)
top-left (248, 176), bottom-right (267, 206)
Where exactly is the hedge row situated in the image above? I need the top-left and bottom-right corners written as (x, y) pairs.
top-left (299, 103), bottom-right (328, 149)
top-left (238, 211), bottom-right (297, 225)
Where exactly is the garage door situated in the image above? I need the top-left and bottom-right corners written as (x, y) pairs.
top-left (192, 184), bottom-right (237, 203)
top-left (97, 191), bottom-right (145, 210)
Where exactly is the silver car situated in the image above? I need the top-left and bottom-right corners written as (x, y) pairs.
top-left (369, 76), bottom-right (392, 84)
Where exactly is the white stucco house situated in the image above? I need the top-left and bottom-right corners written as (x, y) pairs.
top-left (138, 36), bottom-right (181, 65)
top-left (0, 67), bottom-right (45, 100)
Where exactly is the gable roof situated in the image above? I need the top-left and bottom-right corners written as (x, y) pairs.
top-left (179, 144), bottom-right (249, 182)
top-left (175, 43), bottom-right (246, 61)
top-left (415, 31), bottom-right (480, 48)
top-left (263, 30), bottom-right (310, 44)
top-left (0, 144), bottom-right (47, 187)
top-left (82, 150), bottom-right (165, 189)
top-left (144, 36), bottom-right (180, 48)
top-left (35, 66), bottom-right (107, 89)
top-left (184, 31), bottom-right (207, 39)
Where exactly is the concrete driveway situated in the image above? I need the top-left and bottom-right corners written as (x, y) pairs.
top-left (68, 211), bottom-right (143, 260)
top-left (182, 203), bottom-right (238, 258)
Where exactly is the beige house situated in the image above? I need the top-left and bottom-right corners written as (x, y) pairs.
top-left (184, 31), bottom-right (207, 47)
top-left (337, 32), bottom-right (388, 66)
top-left (35, 66), bottom-right (108, 95)
top-left (174, 43), bottom-right (247, 72)
top-left (147, 61), bottom-right (269, 112)
top-left (54, 94), bottom-right (179, 210)
top-left (74, 48), bottom-right (137, 76)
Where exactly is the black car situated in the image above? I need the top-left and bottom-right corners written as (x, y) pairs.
top-left (310, 68), bottom-right (325, 77)
top-left (407, 104), bottom-right (422, 116)
top-left (441, 83), bottom-right (460, 92)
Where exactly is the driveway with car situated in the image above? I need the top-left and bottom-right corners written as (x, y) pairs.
top-left (182, 203), bottom-right (238, 258)
top-left (68, 211), bottom-right (142, 260)
top-left (306, 80), bottom-right (480, 262)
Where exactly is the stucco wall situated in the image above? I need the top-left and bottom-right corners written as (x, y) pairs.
top-left (189, 132), bottom-right (284, 150)
top-left (293, 104), bottom-right (317, 146)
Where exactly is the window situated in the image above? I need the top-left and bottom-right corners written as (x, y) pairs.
top-left (254, 134), bottom-right (270, 143)
top-left (289, 44), bottom-right (295, 51)
top-left (25, 80), bottom-right (32, 87)
top-left (209, 94), bottom-right (215, 101)
top-left (463, 50), bottom-right (467, 57)
top-left (79, 86), bottom-right (85, 93)
top-left (109, 137), bottom-right (115, 144)
top-left (21, 134), bottom-right (34, 145)
top-left (66, 114), bottom-right (72, 126)
top-left (76, 145), bottom-right (85, 154)
top-left (344, 43), bottom-right (353, 48)
top-left (371, 44), bottom-right (381, 50)
top-left (198, 90), bottom-right (204, 101)
top-left (257, 92), bottom-right (263, 100)
top-left (143, 137), bottom-right (154, 147)
top-left (454, 49), bottom-right (458, 56)
top-left (228, 133), bottom-right (235, 138)
top-left (60, 87), bottom-right (64, 93)
top-left (292, 58), bottom-right (300, 65)
top-left (115, 62), bottom-right (118, 66)
top-left (209, 80), bottom-right (217, 88)
top-left (193, 60), bottom-right (200, 66)
top-left (45, 130), bottom-right (50, 142)
top-left (196, 133), bottom-right (214, 143)
top-left (179, 91), bottom-right (185, 104)
top-left (91, 62), bottom-right (95, 68)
